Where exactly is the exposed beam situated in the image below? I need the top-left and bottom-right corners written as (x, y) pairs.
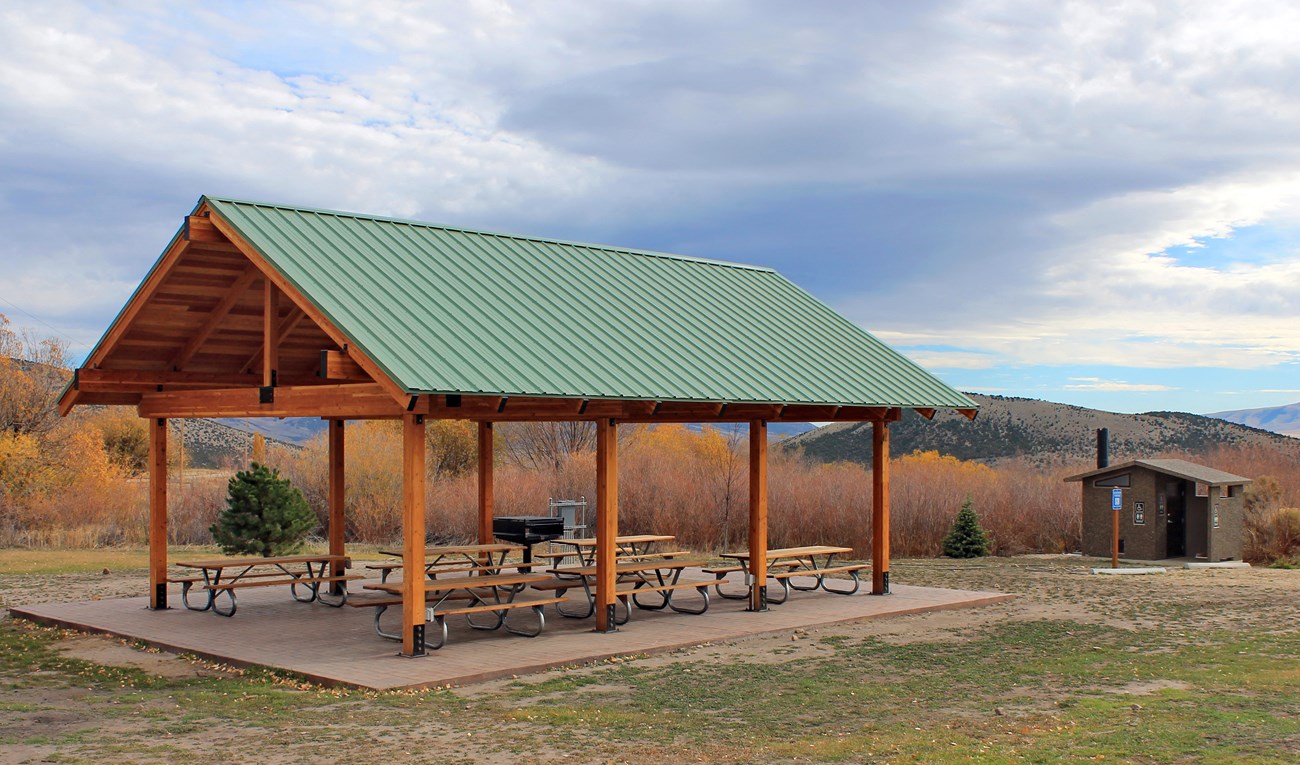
top-left (263, 279), bottom-right (279, 388)
top-left (320, 350), bottom-right (373, 382)
top-left (239, 308), bottom-right (307, 375)
top-left (56, 384), bottom-right (80, 417)
top-left (65, 392), bottom-right (143, 408)
top-left (169, 265), bottom-right (260, 371)
top-left (184, 215), bottom-right (225, 243)
top-left (76, 368), bottom-right (332, 391)
top-left (774, 404), bottom-right (842, 421)
top-left (138, 383), bottom-right (400, 419)
top-left (724, 404), bottom-right (784, 420)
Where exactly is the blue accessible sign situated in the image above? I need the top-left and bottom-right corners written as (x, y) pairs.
top-left (1111, 488), bottom-right (1123, 511)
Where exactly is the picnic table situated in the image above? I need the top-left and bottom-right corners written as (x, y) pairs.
top-left (543, 557), bottom-right (710, 623)
top-left (358, 570), bottom-right (561, 649)
top-left (544, 534), bottom-right (678, 567)
top-left (173, 554), bottom-right (360, 617)
top-left (371, 543), bottom-right (525, 582)
top-left (710, 545), bottom-right (866, 604)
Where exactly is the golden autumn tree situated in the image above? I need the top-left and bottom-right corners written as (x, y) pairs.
top-left (250, 432), bottom-right (267, 465)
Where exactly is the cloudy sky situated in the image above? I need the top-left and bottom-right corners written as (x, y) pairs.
top-left (1, 0), bottom-right (1298, 416)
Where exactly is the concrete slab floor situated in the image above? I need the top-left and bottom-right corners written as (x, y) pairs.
top-left (10, 574), bottom-right (1013, 690)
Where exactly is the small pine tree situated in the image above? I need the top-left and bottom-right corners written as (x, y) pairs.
top-left (942, 498), bottom-right (992, 558)
top-left (210, 462), bottom-right (316, 557)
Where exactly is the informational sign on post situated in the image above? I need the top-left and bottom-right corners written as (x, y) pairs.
top-left (1110, 488), bottom-right (1122, 568)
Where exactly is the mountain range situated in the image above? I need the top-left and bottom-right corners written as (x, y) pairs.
top-left (1209, 402), bottom-right (1300, 438)
top-left (783, 393), bottom-right (1300, 466)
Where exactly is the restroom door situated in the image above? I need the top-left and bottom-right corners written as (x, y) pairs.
top-left (1165, 481), bottom-right (1186, 557)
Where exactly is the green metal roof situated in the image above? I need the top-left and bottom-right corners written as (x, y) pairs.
top-left (204, 196), bottom-right (977, 410)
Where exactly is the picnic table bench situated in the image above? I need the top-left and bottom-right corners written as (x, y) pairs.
top-left (359, 571), bottom-right (562, 649)
top-left (716, 546), bottom-right (867, 604)
top-left (544, 558), bottom-right (710, 623)
top-left (173, 554), bottom-right (360, 617)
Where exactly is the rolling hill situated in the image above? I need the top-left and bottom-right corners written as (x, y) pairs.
top-left (1209, 401), bottom-right (1300, 438)
top-left (175, 419), bottom-right (297, 469)
top-left (783, 393), bottom-right (1300, 466)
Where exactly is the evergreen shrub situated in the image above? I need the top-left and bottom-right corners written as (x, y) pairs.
top-left (942, 497), bottom-right (992, 558)
top-left (210, 462), bottom-right (316, 557)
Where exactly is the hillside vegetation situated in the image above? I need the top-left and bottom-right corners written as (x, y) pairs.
top-left (786, 393), bottom-right (1300, 466)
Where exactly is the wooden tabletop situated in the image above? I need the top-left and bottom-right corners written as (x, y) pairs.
top-left (555, 534), bottom-right (675, 547)
top-left (378, 543), bottom-right (523, 558)
top-left (719, 546), bottom-right (853, 561)
top-left (367, 571), bottom-right (548, 595)
top-left (175, 554), bottom-right (349, 569)
top-left (550, 559), bottom-right (705, 577)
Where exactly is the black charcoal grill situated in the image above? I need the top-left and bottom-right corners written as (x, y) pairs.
top-left (492, 516), bottom-right (566, 563)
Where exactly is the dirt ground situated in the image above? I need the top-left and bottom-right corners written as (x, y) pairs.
top-left (2, 556), bottom-right (1297, 764)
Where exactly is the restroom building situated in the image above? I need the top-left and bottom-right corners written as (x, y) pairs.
top-left (1065, 458), bottom-right (1250, 562)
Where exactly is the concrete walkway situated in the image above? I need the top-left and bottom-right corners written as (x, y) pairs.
top-left (11, 574), bottom-right (1012, 690)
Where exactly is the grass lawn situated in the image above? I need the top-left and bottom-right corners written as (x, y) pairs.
top-left (0, 552), bottom-right (1296, 764)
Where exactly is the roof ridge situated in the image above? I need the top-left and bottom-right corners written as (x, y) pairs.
top-left (202, 196), bottom-right (775, 273)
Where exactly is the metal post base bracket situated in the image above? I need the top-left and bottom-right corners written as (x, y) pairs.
top-left (594, 604), bottom-right (620, 633)
top-left (872, 571), bottom-right (890, 595)
top-left (400, 624), bottom-right (428, 657)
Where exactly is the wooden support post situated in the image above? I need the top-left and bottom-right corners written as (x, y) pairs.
top-left (478, 421), bottom-right (494, 545)
top-left (401, 414), bottom-right (427, 657)
top-left (262, 279), bottom-right (279, 389)
top-left (748, 419), bottom-right (769, 611)
top-left (595, 418), bottom-right (619, 632)
top-left (872, 420), bottom-right (891, 595)
top-left (328, 419), bottom-right (346, 588)
top-left (148, 417), bottom-right (168, 609)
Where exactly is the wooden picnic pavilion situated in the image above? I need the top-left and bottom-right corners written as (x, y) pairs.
top-left (58, 196), bottom-right (978, 657)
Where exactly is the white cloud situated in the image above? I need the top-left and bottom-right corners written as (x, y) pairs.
top-left (0, 0), bottom-right (1298, 413)
top-left (1065, 378), bottom-right (1178, 393)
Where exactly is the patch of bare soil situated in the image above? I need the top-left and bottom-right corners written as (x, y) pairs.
top-left (51, 634), bottom-right (220, 680)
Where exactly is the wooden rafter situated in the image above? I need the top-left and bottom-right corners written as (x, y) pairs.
top-left (169, 265), bottom-right (259, 371)
top-left (239, 306), bottom-right (306, 375)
